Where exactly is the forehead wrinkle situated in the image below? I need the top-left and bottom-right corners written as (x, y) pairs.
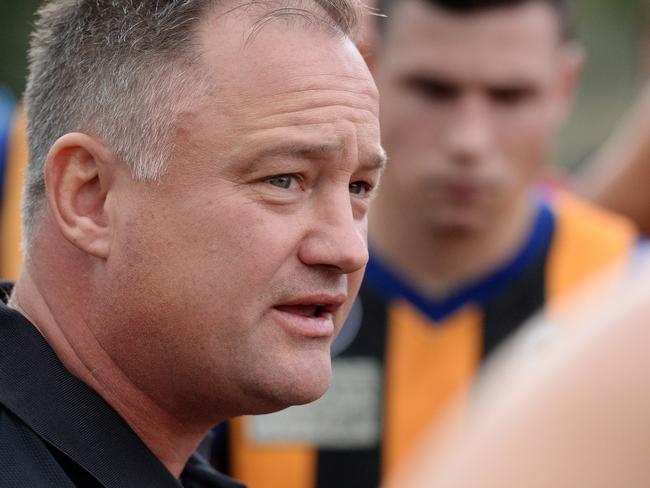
top-left (260, 75), bottom-right (379, 105)
top-left (261, 77), bottom-right (378, 99)
top-left (250, 104), bottom-right (378, 130)
top-left (255, 90), bottom-right (377, 119)
top-left (234, 121), bottom-right (383, 172)
top-left (215, 81), bottom-right (378, 132)
top-left (235, 83), bottom-right (379, 129)
top-left (236, 71), bottom-right (378, 103)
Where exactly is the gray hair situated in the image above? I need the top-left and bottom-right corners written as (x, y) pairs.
top-left (23, 0), bottom-right (360, 242)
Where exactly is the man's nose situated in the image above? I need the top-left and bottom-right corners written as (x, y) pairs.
top-left (443, 95), bottom-right (492, 164)
top-left (298, 194), bottom-right (369, 274)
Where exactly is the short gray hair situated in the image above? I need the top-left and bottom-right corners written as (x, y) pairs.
top-left (23, 0), bottom-right (360, 242)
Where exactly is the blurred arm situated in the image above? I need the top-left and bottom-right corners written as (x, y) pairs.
top-left (577, 83), bottom-right (650, 235)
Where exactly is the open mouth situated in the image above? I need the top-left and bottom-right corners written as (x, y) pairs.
top-left (271, 296), bottom-right (345, 338)
top-left (275, 304), bottom-right (329, 319)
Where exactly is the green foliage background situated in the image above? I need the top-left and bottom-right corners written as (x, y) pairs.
top-left (0, 0), bottom-right (645, 168)
top-left (0, 1), bottom-right (42, 98)
top-left (564, 0), bottom-right (645, 168)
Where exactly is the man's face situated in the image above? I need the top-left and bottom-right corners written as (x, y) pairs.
top-left (100, 15), bottom-right (383, 420)
top-left (373, 1), bottom-right (576, 232)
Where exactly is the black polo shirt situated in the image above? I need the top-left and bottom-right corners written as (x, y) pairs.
top-left (0, 282), bottom-right (244, 488)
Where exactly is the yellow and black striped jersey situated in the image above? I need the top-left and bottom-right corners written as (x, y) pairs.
top-left (204, 194), bottom-right (636, 487)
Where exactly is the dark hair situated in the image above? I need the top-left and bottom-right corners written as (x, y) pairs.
top-left (376, 0), bottom-right (573, 40)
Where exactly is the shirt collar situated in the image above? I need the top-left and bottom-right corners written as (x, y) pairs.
top-left (0, 281), bottom-right (243, 488)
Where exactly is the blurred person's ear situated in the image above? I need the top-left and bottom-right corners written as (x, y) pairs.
top-left (550, 42), bottom-right (585, 128)
top-left (357, 2), bottom-right (380, 70)
top-left (44, 134), bottom-right (118, 259)
top-left (358, 38), bottom-right (376, 70)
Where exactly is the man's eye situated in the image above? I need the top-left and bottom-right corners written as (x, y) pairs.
top-left (349, 181), bottom-right (372, 196)
top-left (266, 175), bottom-right (295, 189)
top-left (490, 87), bottom-right (535, 106)
top-left (403, 77), bottom-right (459, 103)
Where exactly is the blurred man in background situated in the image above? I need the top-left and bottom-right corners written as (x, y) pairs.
top-left (385, 245), bottom-right (650, 488)
top-left (226, 1), bottom-right (638, 487)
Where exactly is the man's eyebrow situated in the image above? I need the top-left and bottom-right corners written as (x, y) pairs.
top-left (253, 141), bottom-right (346, 161)
top-left (370, 147), bottom-right (389, 171)
top-left (250, 142), bottom-right (388, 170)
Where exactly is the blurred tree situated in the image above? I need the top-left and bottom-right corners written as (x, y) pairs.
top-left (0, 1), bottom-right (42, 97)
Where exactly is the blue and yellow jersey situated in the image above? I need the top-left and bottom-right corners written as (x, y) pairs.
top-left (223, 192), bottom-right (636, 488)
top-left (0, 104), bottom-right (26, 280)
top-left (0, 89), bottom-right (15, 206)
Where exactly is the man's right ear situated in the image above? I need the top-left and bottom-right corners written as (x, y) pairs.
top-left (44, 133), bottom-right (117, 259)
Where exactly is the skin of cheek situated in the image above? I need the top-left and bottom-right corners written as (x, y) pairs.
top-left (218, 210), bottom-right (361, 411)
top-left (100, 185), bottom-right (356, 417)
top-left (500, 112), bottom-right (554, 191)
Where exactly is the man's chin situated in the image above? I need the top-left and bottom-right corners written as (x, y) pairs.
top-left (244, 361), bottom-right (332, 414)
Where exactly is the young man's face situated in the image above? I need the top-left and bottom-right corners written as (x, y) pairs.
top-left (100, 13), bottom-right (384, 421)
top-left (373, 0), bottom-right (578, 233)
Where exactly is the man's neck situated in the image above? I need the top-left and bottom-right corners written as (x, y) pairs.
top-left (9, 267), bottom-right (212, 478)
top-left (369, 195), bottom-right (537, 297)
